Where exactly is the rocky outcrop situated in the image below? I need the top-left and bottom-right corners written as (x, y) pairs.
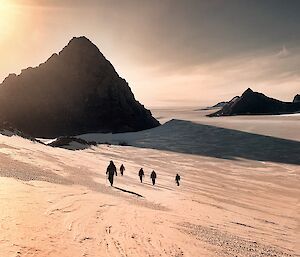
top-left (0, 37), bottom-right (159, 137)
top-left (48, 136), bottom-right (97, 150)
top-left (208, 88), bottom-right (300, 117)
top-left (293, 94), bottom-right (300, 103)
top-left (212, 101), bottom-right (229, 108)
top-left (0, 121), bottom-right (44, 144)
top-left (200, 96), bottom-right (240, 111)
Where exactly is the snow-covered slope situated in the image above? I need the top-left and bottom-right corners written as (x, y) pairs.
top-left (0, 109), bottom-right (299, 256)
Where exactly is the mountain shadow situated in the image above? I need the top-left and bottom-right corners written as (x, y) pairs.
top-left (75, 119), bottom-right (300, 165)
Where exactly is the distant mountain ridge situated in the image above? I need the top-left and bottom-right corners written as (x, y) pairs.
top-left (200, 96), bottom-right (240, 111)
top-left (212, 101), bottom-right (229, 108)
top-left (208, 88), bottom-right (300, 117)
top-left (294, 94), bottom-right (300, 103)
top-left (0, 36), bottom-right (160, 137)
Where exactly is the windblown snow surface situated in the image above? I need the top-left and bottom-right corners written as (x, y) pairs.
top-left (0, 108), bottom-right (299, 257)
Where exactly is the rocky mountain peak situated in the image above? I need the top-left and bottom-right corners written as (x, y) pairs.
top-left (208, 88), bottom-right (300, 117)
top-left (293, 94), bottom-right (300, 103)
top-left (0, 37), bottom-right (160, 137)
top-left (242, 88), bottom-right (254, 97)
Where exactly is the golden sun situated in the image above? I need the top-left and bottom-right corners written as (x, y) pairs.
top-left (0, 0), bottom-right (16, 37)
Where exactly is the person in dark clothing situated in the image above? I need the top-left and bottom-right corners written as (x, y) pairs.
top-left (150, 170), bottom-right (157, 185)
top-left (106, 161), bottom-right (117, 186)
top-left (138, 168), bottom-right (144, 183)
top-left (175, 174), bottom-right (181, 186)
top-left (120, 164), bottom-right (125, 176)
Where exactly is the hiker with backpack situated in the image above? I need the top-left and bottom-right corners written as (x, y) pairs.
top-left (106, 160), bottom-right (117, 186)
top-left (175, 174), bottom-right (181, 186)
top-left (150, 170), bottom-right (157, 185)
top-left (138, 168), bottom-right (144, 183)
top-left (120, 164), bottom-right (125, 176)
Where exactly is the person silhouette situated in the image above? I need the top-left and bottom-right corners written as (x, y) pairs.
top-left (120, 164), bottom-right (125, 176)
top-left (106, 161), bottom-right (117, 186)
top-left (138, 168), bottom-right (144, 183)
top-left (150, 170), bottom-right (157, 186)
top-left (175, 174), bottom-right (181, 186)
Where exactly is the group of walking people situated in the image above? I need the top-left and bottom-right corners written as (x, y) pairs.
top-left (138, 168), bottom-right (157, 185)
top-left (106, 161), bottom-right (181, 187)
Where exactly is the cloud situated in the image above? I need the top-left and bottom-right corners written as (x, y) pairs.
top-left (276, 45), bottom-right (290, 59)
top-left (128, 46), bottom-right (300, 106)
top-left (1, 1), bottom-right (300, 107)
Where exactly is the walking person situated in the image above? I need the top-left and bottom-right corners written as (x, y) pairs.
top-left (138, 168), bottom-right (144, 183)
top-left (175, 174), bottom-right (181, 186)
top-left (120, 164), bottom-right (125, 176)
top-left (150, 170), bottom-right (157, 186)
top-left (106, 161), bottom-right (117, 186)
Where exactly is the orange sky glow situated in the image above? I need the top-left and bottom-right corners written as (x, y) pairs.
top-left (0, 0), bottom-right (299, 107)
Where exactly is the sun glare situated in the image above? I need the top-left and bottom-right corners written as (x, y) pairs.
top-left (0, 0), bottom-right (16, 37)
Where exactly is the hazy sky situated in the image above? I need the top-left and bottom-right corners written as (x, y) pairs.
top-left (0, 0), bottom-right (299, 106)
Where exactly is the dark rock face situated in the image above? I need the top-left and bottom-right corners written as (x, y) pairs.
top-left (293, 94), bottom-right (300, 103)
top-left (199, 101), bottom-right (228, 111)
top-left (212, 101), bottom-right (228, 108)
top-left (0, 37), bottom-right (160, 137)
top-left (0, 120), bottom-right (44, 144)
top-left (49, 136), bottom-right (97, 150)
top-left (198, 97), bottom-right (240, 111)
top-left (209, 88), bottom-right (300, 117)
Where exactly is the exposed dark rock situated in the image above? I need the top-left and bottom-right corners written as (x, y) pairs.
top-left (49, 136), bottom-right (97, 149)
top-left (293, 94), bottom-right (300, 103)
top-left (208, 88), bottom-right (300, 117)
top-left (212, 101), bottom-right (228, 108)
top-left (199, 96), bottom-right (240, 111)
top-left (0, 121), bottom-right (44, 144)
top-left (198, 102), bottom-right (227, 111)
top-left (0, 36), bottom-right (160, 137)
